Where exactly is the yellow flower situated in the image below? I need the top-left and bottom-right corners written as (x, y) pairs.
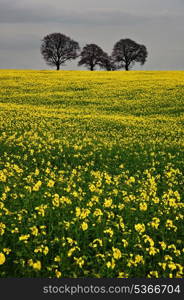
top-left (135, 223), bottom-right (145, 233)
top-left (0, 222), bottom-right (6, 235)
top-left (35, 168), bottom-right (39, 176)
top-left (118, 272), bottom-right (129, 278)
top-left (75, 207), bottom-right (81, 217)
top-left (158, 262), bottom-right (167, 271)
top-left (43, 246), bottom-right (49, 255)
top-left (90, 239), bottom-right (103, 248)
top-left (54, 256), bottom-right (61, 262)
top-left (67, 247), bottom-right (80, 257)
top-left (119, 220), bottom-right (125, 230)
top-left (47, 180), bottom-right (55, 187)
top-left (3, 248), bottom-right (11, 255)
top-left (30, 226), bottom-right (38, 236)
top-left (80, 209), bottom-right (90, 219)
top-left (135, 255), bottom-right (144, 264)
top-left (74, 257), bottom-right (84, 268)
top-left (139, 202), bottom-right (147, 211)
top-left (118, 203), bottom-right (125, 210)
top-left (106, 259), bottom-right (115, 269)
top-left (0, 253), bottom-right (6, 265)
top-left (0, 202), bottom-right (4, 209)
top-left (150, 217), bottom-right (160, 229)
top-left (152, 197), bottom-right (160, 204)
top-left (93, 209), bottom-right (103, 217)
top-left (89, 184), bottom-right (96, 192)
top-left (165, 219), bottom-right (177, 231)
top-left (66, 238), bottom-right (75, 245)
top-left (11, 227), bottom-right (19, 234)
top-left (32, 261), bottom-right (41, 271)
top-left (159, 241), bottom-right (167, 250)
top-left (34, 246), bottom-right (42, 254)
top-left (60, 196), bottom-right (71, 205)
top-left (52, 194), bottom-right (60, 207)
top-left (96, 254), bottom-right (105, 259)
top-left (76, 207), bottom-right (90, 219)
top-left (168, 262), bottom-right (177, 271)
top-left (122, 239), bottom-right (128, 247)
top-left (112, 247), bottom-right (122, 260)
top-left (164, 255), bottom-right (173, 261)
top-left (35, 204), bottom-right (47, 217)
top-left (55, 269), bottom-right (62, 278)
top-left (104, 198), bottom-right (113, 208)
top-left (0, 170), bottom-right (6, 182)
top-left (81, 222), bottom-right (88, 231)
top-left (104, 228), bottom-right (114, 237)
top-left (143, 235), bottom-right (155, 247)
top-left (32, 180), bottom-right (42, 191)
top-left (91, 195), bottom-right (99, 203)
top-left (147, 247), bottom-right (159, 256)
top-left (148, 271), bottom-right (159, 278)
top-left (19, 234), bottom-right (30, 242)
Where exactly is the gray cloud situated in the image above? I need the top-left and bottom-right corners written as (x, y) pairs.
top-left (0, 0), bottom-right (183, 70)
top-left (0, 1), bottom-right (183, 25)
top-left (0, 3), bottom-right (152, 25)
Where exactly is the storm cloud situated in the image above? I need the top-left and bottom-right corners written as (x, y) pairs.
top-left (0, 0), bottom-right (183, 70)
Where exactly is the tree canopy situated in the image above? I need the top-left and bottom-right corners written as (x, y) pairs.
top-left (78, 44), bottom-right (110, 71)
top-left (41, 33), bottom-right (80, 70)
top-left (111, 39), bottom-right (148, 71)
top-left (40, 33), bottom-right (148, 71)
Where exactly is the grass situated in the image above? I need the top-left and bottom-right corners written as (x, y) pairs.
top-left (0, 70), bottom-right (184, 278)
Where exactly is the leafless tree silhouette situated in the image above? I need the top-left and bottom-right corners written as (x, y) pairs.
top-left (111, 39), bottom-right (148, 71)
top-left (41, 33), bottom-right (80, 70)
top-left (78, 44), bottom-right (110, 71)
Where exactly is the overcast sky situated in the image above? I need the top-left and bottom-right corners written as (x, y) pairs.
top-left (0, 0), bottom-right (184, 70)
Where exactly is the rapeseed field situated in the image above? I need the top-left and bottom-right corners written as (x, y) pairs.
top-left (0, 70), bottom-right (184, 278)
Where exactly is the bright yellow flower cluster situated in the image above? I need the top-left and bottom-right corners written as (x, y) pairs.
top-left (0, 70), bottom-right (184, 278)
top-left (0, 253), bottom-right (6, 265)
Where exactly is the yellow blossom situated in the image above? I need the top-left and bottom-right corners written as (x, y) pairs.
top-left (74, 257), bottom-right (85, 268)
top-left (106, 259), bottom-right (116, 269)
top-left (159, 241), bottom-right (167, 250)
top-left (30, 226), bottom-right (38, 236)
top-left (135, 223), bottom-right (145, 233)
top-left (81, 222), bottom-right (88, 231)
top-left (33, 261), bottom-right (41, 271)
top-left (55, 269), bottom-right (62, 278)
top-left (47, 180), bottom-right (55, 187)
top-left (19, 234), bottom-right (30, 242)
top-left (112, 247), bottom-right (122, 260)
top-left (43, 246), bottom-right (49, 255)
top-left (3, 248), bottom-right (11, 255)
top-left (54, 256), bottom-right (61, 262)
top-left (139, 202), bottom-right (147, 211)
top-left (0, 222), bottom-right (6, 235)
top-left (118, 272), bottom-right (129, 278)
top-left (148, 271), bottom-right (159, 278)
top-left (32, 180), bottom-right (42, 191)
top-left (0, 253), bottom-right (6, 265)
top-left (104, 198), bottom-right (113, 208)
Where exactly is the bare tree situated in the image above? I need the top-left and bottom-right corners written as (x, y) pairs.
top-left (100, 54), bottom-right (116, 71)
top-left (111, 39), bottom-right (148, 71)
top-left (41, 33), bottom-right (80, 70)
top-left (78, 44), bottom-right (109, 71)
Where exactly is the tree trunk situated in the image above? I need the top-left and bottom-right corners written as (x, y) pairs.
top-left (56, 64), bottom-right (60, 71)
top-left (125, 64), bottom-right (129, 71)
top-left (90, 64), bottom-right (94, 71)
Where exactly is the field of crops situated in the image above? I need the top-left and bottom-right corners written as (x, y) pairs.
top-left (0, 70), bottom-right (184, 278)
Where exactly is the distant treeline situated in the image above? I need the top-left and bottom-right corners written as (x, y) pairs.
top-left (41, 33), bottom-right (148, 71)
